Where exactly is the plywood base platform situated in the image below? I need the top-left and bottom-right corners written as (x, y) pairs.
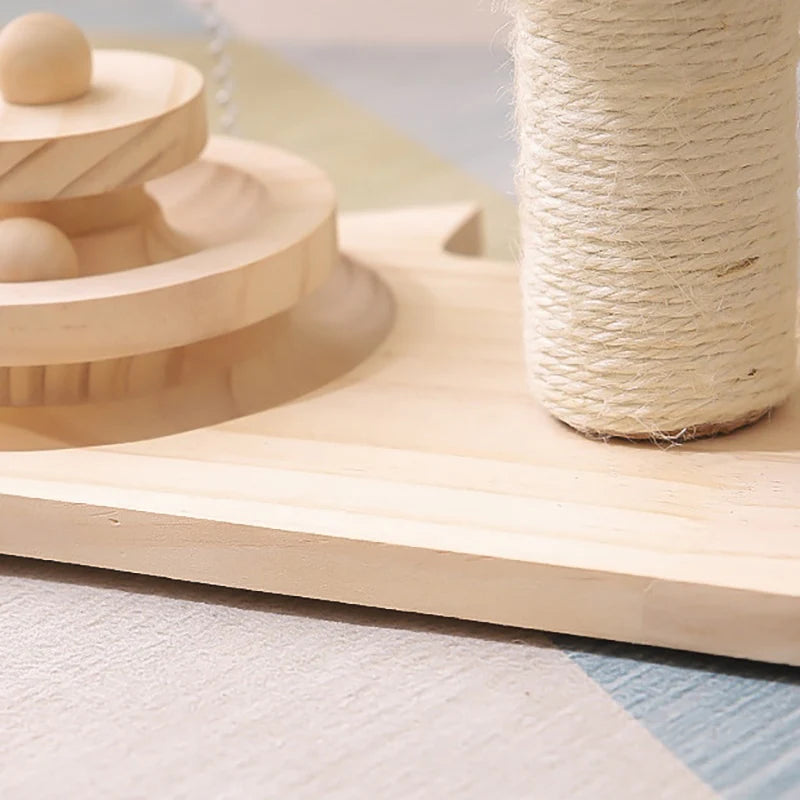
top-left (0, 204), bottom-right (798, 666)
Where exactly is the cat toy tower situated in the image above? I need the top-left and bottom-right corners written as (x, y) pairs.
top-left (0, 9), bottom-right (797, 667)
top-left (0, 13), bottom-right (337, 406)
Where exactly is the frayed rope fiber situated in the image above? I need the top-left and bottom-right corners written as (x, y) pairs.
top-left (512, 0), bottom-right (799, 440)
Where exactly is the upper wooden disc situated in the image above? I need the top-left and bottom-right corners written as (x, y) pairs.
top-left (0, 49), bottom-right (207, 202)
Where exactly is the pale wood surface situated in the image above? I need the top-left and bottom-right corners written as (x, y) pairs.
top-left (0, 250), bottom-right (389, 409)
top-left (0, 50), bottom-right (206, 201)
top-left (0, 203), bottom-right (797, 666)
top-left (0, 137), bottom-right (337, 369)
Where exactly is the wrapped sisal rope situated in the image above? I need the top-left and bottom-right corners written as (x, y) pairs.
top-left (512, 0), bottom-right (799, 440)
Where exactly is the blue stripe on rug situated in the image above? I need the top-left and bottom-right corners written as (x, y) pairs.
top-left (558, 638), bottom-right (800, 799)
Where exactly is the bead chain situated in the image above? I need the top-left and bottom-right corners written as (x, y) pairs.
top-left (196, 0), bottom-right (239, 134)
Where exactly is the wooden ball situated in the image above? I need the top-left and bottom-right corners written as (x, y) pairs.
top-left (0, 13), bottom-right (92, 105)
top-left (0, 218), bottom-right (79, 282)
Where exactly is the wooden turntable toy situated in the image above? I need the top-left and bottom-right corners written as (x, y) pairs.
top-left (0, 13), bottom-right (337, 407)
top-left (0, 10), bottom-right (798, 667)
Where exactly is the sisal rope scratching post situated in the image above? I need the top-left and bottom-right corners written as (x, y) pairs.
top-left (511, 0), bottom-right (799, 440)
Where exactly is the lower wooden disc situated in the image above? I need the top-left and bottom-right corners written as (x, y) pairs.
top-left (0, 258), bottom-right (394, 411)
top-left (0, 136), bottom-right (338, 367)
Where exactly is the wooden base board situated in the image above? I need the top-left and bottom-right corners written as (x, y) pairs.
top-left (0, 204), bottom-right (798, 666)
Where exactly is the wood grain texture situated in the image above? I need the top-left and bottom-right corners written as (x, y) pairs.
top-left (0, 50), bottom-right (206, 201)
top-left (0, 137), bottom-right (338, 369)
top-left (0, 203), bottom-right (797, 666)
top-left (0, 253), bottom-right (392, 409)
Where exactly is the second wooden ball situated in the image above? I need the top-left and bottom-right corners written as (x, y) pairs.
top-left (0, 218), bottom-right (80, 282)
top-left (0, 13), bottom-right (92, 105)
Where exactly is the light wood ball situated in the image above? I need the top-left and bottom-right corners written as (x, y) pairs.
top-left (0, 218), bottom-right (79, 282)
top-left (0, 13), bottom-right (92, 105)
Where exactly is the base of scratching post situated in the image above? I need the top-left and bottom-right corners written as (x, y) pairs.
top-left (576, 407), bottom-right (774, 443)
top-left (0, 204), bottom-right (798, 668)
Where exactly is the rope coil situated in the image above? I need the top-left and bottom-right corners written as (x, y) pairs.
top-left (512, 0), bottom-right (799, 439)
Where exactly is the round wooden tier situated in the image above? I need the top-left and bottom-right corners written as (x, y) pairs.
top-left (0, 257), bottom-right (393, 410)
top-left (0, 50), bottom-right (206, 201)
top-left (0, 136), bottom-right (338, 377)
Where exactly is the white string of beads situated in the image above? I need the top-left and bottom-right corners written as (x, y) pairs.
top-left (196, 0), bottom-right (239, 134)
